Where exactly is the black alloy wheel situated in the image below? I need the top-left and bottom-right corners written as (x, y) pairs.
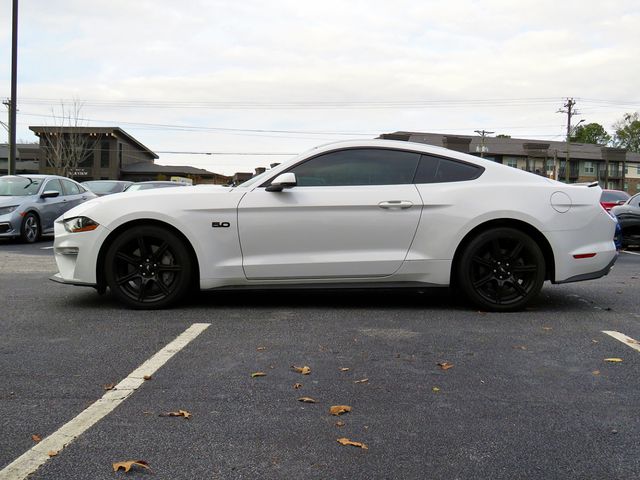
top-left (457, 227), bottom-right (545, 312)
top-left (21, 212), bottom-right (40, 243)
top-left (104, 225), bottom-right (192, 309)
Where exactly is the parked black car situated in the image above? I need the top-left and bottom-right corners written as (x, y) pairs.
top-left (611, 193), bottom-right (640, 248)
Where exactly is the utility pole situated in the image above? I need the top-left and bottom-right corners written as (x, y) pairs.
top-left (556, 98), bottom-right (580, 183)
top-left (474, 129), bottom-right (494, 158)
top-left (8, 0), bottom-right (19, 175)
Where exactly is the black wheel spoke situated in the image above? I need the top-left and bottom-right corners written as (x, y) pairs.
top-left (512, 264), bottom-right (537, 273)
top-left (137, 279), bottom-right (149, 302)
top-left (153, 242), bottom-right (170, 262)
top-left (154, 278), bottom-right (172, 296)
top-left (137, 236), bottom-right (148, 258)
top-left (116, 252), bottom-right (140, 266)
top-left (116, 270), bottom-right (140, 285)
top-left (472, 256), bottom-right (493, 268)
top-left (507, 241), bottom-right (524, 261)
top-left (473, 273), bottom-right (494, 289)
top-left (510, 279), bottom-right (528, 297)
top-left (157, 264), bottom-right (182, 272)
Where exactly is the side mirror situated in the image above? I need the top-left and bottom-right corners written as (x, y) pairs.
top-left (41, 190), bottom-right (60, 199)
top-left (265, 172), bottom-right (297, 192)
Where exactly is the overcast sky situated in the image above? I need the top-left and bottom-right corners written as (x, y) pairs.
top-left (1, 0), bottom-right (639, 175)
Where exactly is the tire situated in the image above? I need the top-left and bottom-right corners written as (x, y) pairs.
top-left (20, 212), bottom-right (40, 243)
top-left (456, 227), bottom-right (545, 312)
top-left (104, 225), bottom-right (193, 309)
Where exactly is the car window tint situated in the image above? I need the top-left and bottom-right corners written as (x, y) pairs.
top-left (414, 155), bottom-right (483, 183)
top-left (44, 179), bottom-right (64, 195)
top-left (600, 191), bottom-right (629, 202)
top-left (289, 148), bottom-right (421, 186)
top-left (62, 179), bottom-right (81, 195)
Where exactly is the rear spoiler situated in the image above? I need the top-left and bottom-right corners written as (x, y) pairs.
top-left (567, 181), bottom-right (600, 188)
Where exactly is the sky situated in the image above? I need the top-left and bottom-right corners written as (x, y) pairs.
top-left (1, 0), bottom-right (639, 175)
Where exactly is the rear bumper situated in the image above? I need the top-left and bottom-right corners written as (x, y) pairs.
top-left (554, 253), bottom-right (617, 284)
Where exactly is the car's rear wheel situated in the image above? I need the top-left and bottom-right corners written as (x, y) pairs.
top-left (457, 227), bottom-right (545, 312)
top-left (21, 212), bottom-right (40, 243)
top-left (104, 225), bottom-right (192, 309)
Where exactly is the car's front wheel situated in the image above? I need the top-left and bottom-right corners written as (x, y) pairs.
top-left (457, 227), bottom-right (545, 312)
top-left (104, 225), bottom-right (193, 309)
top-left (20, 212), bottom-right (40, 243)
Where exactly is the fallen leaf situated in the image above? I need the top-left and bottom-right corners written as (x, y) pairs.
top-left (47, 451), bottom-right (58, 457)
top-left (292, 365), bottom-right (311, 375)
top-left (297, 397), bottom-right (318, 403)
top-left (604, 358), bottom-right (623, 363)
top-left (339, 367), bottom-right (350, 372)
top-left (103, 383), bottom-right (115, 391)
top-left (112, 460), bottom-right (152, 473)
top-left (438, 362), bottom-right (454, 370)
top-left (335, 421), bottom-right (345, 427)
top-left (337, 437), bottom-right (368, 449)
top-left (251, 372), bottom-right (267, 378)
top-left (31, 434), bottom-right (41, 443)
top-left (512, 345), bottom-right (527, 350)
top-left (330, 405), bottom-right (352, 416)
top-left (627, 338), bottom-right (639, 345)
top-left (542, 326), bottom-right (553, 331)
top-left (592, 370), bottom-right (600, 375)
top-left (592, 339), bottom-right (599, 344)
top-left (256, 346), bottom-right (266, 351)
top-left (293, 383), bottom-right (303, 389)
top-left (432, 387), bottom-right (441, 393)
top-left (159, 410), bottom-right (191, 419)
top-left (354, 378), bottom-right (369, 384)
top-left (143, 375), bottom-right (152, 381)
top-left (477, 311), bottom-right (487, 315)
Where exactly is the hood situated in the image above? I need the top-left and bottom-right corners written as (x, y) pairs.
top-left (0, 195), bottom-right (31, 207)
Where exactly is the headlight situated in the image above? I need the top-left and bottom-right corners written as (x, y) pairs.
top-left (0, 205), bottom-right (18, 215)
top-left (63, 216), bottom-right (100, 233)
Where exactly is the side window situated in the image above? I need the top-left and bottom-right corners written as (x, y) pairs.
top-left (414, 155), bottom-right (483, 184)
top-left (631, 195), bottom-right (640, 208)
top-left (43, 179), bottom-right (64, 195)
top-left (287, 148), bottom-right (421, 187)
top-left (62, 179), bottom-right (81, 195)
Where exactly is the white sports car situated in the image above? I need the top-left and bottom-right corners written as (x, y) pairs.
top-left (51, 140), bottom-right (617, 311)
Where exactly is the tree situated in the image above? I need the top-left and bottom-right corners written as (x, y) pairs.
top-left (40, 100), bottom-right (97, 177)
top-left (612, 112), bottom-right (640, 153)
top-left (569, 122), bottom-right (611, 145)
top-left (496, 134), bottom-right (511, 139)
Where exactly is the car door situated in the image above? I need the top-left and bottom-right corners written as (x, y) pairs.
top-left (38, 179), bottom-right (67, 231)
top-left (61, 179), bottom-right (89, 210)
top-left (237, 148), bottom-right (423, 279)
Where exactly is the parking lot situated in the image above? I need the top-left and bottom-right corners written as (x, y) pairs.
top-left (1, 239), bottom-right (639, 479)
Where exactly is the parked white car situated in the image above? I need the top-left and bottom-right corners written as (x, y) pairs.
top-left (51, 140), bottom-right (617, 311)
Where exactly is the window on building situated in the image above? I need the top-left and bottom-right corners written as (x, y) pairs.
top-left (584, 161), bottom-right (594, 174)
top-left (100, 140), bottom-right (110, 168)
top-left (119, 143), bottom-right (123, 168)
top-left (505, 158), bottom-right (518, 169)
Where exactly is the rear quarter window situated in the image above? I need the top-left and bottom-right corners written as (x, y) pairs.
top-left (414, 155), bottom-right (484, 184)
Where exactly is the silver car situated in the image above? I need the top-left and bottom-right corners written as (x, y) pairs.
top-left (0, 175), bottom-right (97, 243)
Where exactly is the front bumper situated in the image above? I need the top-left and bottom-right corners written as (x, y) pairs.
top-left (52, 220), bottom-right (111, 286)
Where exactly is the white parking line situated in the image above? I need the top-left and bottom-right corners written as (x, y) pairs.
top-left (602, 331), bottom-right (640, 353)
top-left (621, 250), bottom-right (640, 256)
top-left (0, 323), bottom-right (211, 480)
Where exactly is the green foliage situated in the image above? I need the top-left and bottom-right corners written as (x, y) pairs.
top-left (613, 112), bottom-right (640, 153)
top-left (496, 134), bottom-right (511, 138)
top-left (569, 122), bottom-right (611, 145)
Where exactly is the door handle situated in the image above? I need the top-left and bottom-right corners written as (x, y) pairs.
top-left (378, 200), bottom-right (413, 209)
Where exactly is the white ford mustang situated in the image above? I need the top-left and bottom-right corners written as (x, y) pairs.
top-left (51, 140), bottom-right (617, 311)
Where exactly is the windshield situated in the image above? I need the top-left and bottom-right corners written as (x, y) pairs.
top-left (601, 190), bottom-right (630, 202)
top-left (83, 181), bottom-right (126, 194)
top-left (0, 176), bottom-right (43, 196)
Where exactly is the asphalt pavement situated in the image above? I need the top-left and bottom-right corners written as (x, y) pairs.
top-left (0, 238), bottom-right (639, 479)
